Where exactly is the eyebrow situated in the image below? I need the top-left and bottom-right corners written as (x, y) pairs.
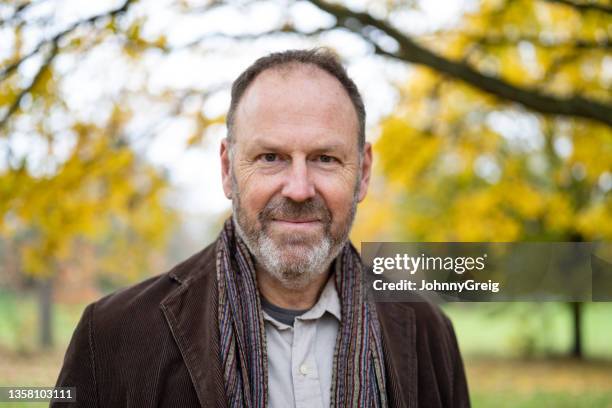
top-left (247, 138), bottom-right (347, 153)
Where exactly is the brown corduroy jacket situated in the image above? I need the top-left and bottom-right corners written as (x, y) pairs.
top-left (53, 239), bottom-right (470, 407)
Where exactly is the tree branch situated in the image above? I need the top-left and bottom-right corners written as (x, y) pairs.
top-left (0, 0), bottom-right (135, 82)
top-left (467, 33), bottom-right (610, 50)
top-left (308, 0), bottom-right (612, 127)
top-left (0, 1), bottom-right (34, 26)
top-left (174, 25), bottom-right (328, 50)
top-left (542, 0), bottom-right (612, 15)
top-left (0, 0), bottom-right (136, 130)
top-left (0, 43), bottom-right (58, 130)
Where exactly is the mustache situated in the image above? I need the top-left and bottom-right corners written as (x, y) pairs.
top-left (259, 196), bottom-right (331, 224)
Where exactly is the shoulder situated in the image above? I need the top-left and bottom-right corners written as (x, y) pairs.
top-left (56, 240), bottom-right (220, 403)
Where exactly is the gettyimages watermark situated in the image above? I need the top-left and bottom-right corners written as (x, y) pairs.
top-left (361, 242), bottom-right (612, 302)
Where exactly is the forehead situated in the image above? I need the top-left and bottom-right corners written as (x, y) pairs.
top-left (232, 64), bottom-right (359, 151)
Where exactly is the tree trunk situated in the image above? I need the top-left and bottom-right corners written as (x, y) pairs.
top-left (38, 277), bottom-right (54, 348)
top-left (570, 301), bottom-right (582, 359)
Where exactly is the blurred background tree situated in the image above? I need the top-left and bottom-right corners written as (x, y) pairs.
top-left (0, 0), bottom-right (610, 359)
top-left (352, 0), bottom-right (611, 359)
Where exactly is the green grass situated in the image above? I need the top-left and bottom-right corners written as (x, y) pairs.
top-left (447, 303), bottom-right (612, 406)
top-left (471, 391), bottom-right (612, 408)
top-left (0, 290), bottom-right (85, 354)
top-left (443, 302), bottom-right (612, 358)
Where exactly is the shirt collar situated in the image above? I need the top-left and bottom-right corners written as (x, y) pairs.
top-left (299, 274), bottom-right (341, 322)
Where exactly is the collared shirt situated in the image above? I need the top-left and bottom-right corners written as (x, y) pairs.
top-left (262, 277), bottom-right (341, 408)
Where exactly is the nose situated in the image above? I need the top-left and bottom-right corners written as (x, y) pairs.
top-left (281, 158), bottom-right (316, 202)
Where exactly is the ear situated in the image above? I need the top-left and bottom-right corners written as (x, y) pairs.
top-left (220, 138), bottom-right (233, 199)
top-left (357, 142), bottom-right (372, 203)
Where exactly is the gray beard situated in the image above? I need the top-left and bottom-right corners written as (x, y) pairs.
top-left (231, 179), bottom-right (358, 290)
top-left (233, 215), bottom-right (340, 289)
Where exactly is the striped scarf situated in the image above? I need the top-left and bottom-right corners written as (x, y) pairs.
top-left (216, 218), bottom-right (388, 407)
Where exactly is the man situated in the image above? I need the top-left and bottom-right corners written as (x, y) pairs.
top-left (54, 49), bottom-right (470, 407)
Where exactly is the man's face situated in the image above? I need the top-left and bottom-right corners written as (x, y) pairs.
top-left (220, 65), bottom-right (372, 288)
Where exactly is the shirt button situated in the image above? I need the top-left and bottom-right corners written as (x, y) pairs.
top-left (299, 364), bottom-right (309, 376)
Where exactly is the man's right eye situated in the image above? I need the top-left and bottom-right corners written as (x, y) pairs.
top-left (261, 153), bottom-right (278, 162)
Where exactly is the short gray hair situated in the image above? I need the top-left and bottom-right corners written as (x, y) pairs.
top-left (226, 48), bottom-right (366, 151)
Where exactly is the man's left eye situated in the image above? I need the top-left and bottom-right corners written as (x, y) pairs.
top-left (318, 155), bottom-right (336, 163)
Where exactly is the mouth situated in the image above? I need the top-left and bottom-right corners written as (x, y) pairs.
top-left (274, 217), bottom-right (319, 223)
top-left (270, 218), bottom-right (322, 230)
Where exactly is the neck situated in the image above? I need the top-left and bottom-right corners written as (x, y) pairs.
top-left (256, 267), bottom-right (331, 310)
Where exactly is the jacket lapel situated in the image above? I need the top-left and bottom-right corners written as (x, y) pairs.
top-left (160, 242), bottom-right (227, 408)
top-left (376, 302), bottom-right (418, 408)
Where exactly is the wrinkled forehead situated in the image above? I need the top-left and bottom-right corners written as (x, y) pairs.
top-left (231, 64), bottom-right (360, 149)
